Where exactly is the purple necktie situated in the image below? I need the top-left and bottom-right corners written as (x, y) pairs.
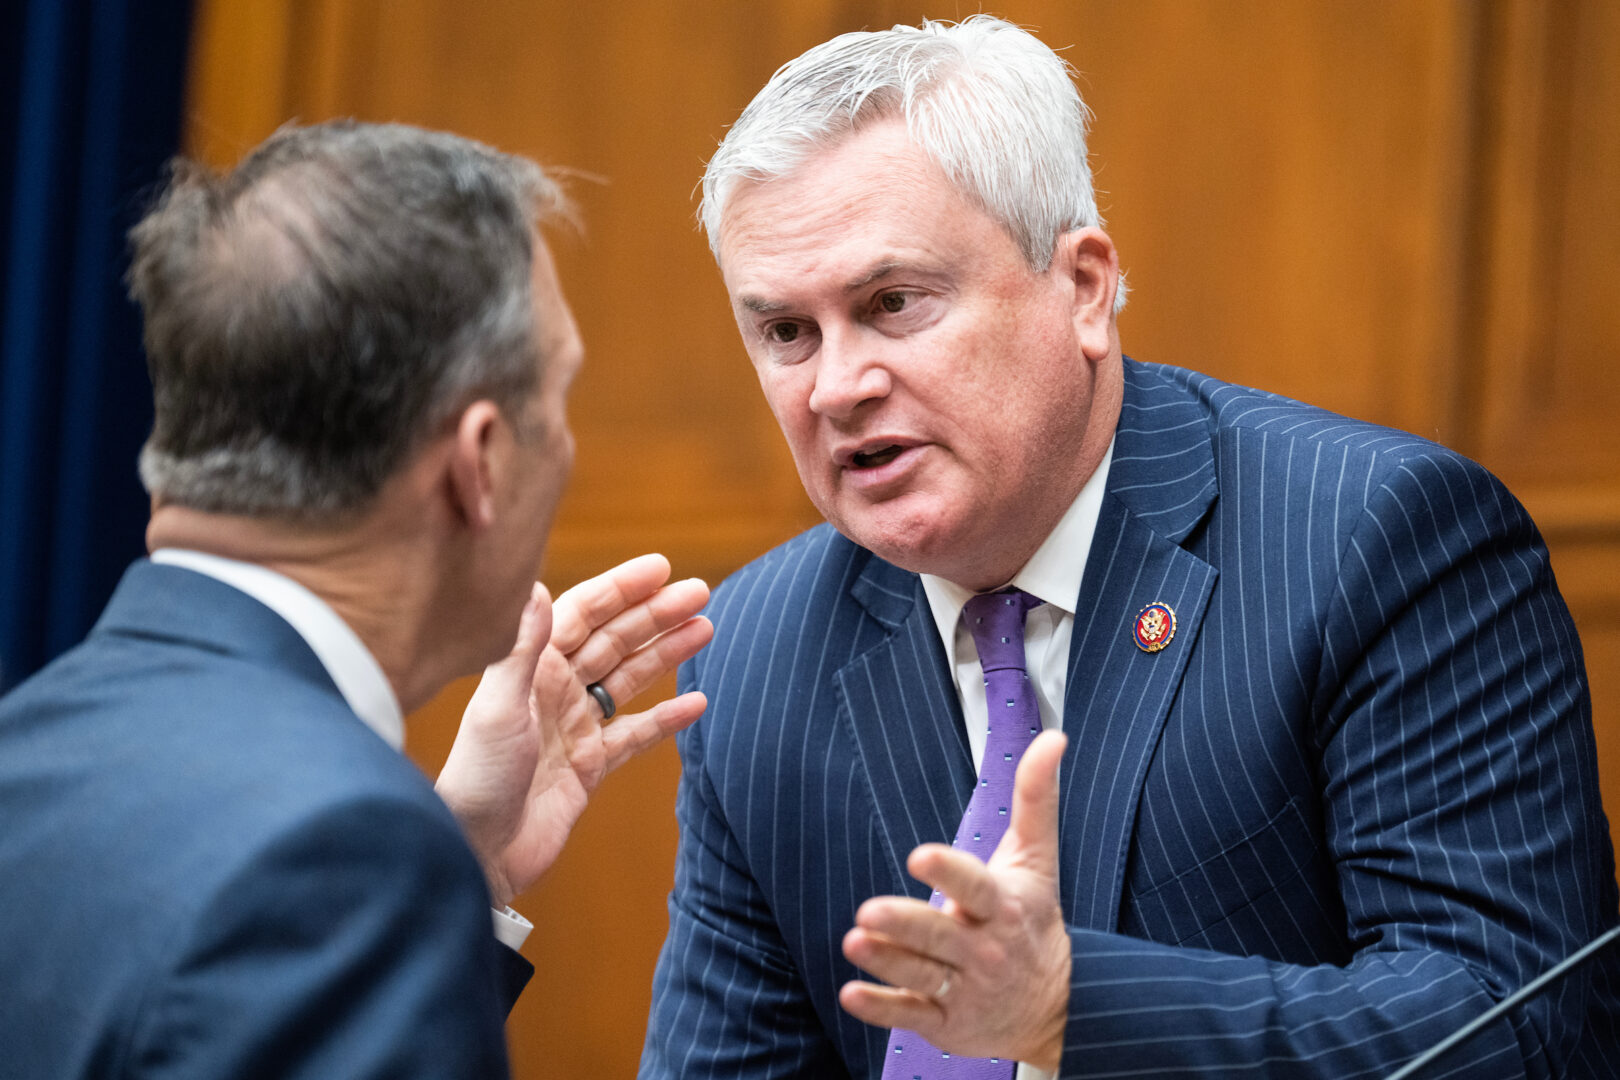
top-left (882, 589), bottom-right (1043, 1080)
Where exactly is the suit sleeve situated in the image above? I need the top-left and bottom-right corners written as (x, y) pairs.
top-left (494, 935), bottom-right (535, 1017)
top-left (1057, 452), bottom-right (1618, 1077)
top-left (126, 796), bottom-right (514, 1080)
top-left (640, 658), bottom-right (851, 1080)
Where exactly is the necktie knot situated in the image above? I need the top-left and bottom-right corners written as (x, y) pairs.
top-left (963, 589), bottom-right (1041, 672)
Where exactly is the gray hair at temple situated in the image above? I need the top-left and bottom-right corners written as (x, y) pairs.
top-left (128, 120), bottom-right (570, 519)
top-left (699, 15), bottom-right (1126, 310)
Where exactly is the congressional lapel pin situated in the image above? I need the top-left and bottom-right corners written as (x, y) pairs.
top-left (1134, 602), bottom-right (1176, 653)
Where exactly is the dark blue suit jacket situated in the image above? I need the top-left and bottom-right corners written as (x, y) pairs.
top-left (642, 360), bottom-right (1620, 1077)
top-left (0, 562), bottom-right (530, 1078)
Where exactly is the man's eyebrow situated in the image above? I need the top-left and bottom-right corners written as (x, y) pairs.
top-left (735, 259), bottom-right (929, 314)
top-left (737, 295), bottom-right (788, 314)
top-left (843, 259), bottom-right (906, 292)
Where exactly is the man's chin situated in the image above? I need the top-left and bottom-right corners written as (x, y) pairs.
top-left (832, 514), bottom-right (955, 575)
top-left (833, 515), bottom-right (1021, 591)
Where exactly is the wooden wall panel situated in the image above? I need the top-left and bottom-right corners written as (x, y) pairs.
top-left (1470, 0), bottom-right (1620, 630)
top-left (1465, 0), bottom-right (1620, 892)
top-left (1056, 2), bottom-right (1482, 438)
top-left (183, 3), bottom-right (1620, 1075)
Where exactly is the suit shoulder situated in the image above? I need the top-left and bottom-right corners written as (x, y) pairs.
top-left (705, 522), bottom-right (869, 630)
top-left (1131, 360), bottom-right (1548, 588)
top-left (682, 522), bottom-right (909, 712)
top-left (0, 646), bottom-right (468, 919)
top-left (1130, 357), bottom-right (1493, 472)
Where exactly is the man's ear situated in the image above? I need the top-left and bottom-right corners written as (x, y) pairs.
top-left (446, 400), bottom-right (504, 530)
top-left (1055, 227), bottom-right (1121, 362)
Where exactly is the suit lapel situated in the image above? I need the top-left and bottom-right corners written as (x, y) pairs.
top-left (836, 564), bottom-right (975, 893)
top-left (1056, 359), bottom-right (1221, 931)
top-left (1057, 494), bottom-right (1216, 930)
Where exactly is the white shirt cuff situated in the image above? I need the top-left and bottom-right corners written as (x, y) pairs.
top-left (491, 905), bottom-right (533, 951)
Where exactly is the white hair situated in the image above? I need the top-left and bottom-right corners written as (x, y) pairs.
top-left (700, 15), bottom-right (1126, 310)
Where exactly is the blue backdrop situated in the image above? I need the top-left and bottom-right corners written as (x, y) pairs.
top-left (0, 0), bottom-right (194, 691)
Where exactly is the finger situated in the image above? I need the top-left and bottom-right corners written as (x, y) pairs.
top-left (851, 894), bottom-right (970, 968)
top-left (905, 842), bottom-right (1001, 923)
top-left (838, 979), bottom-right (943, 1033)
top-left (463, 583), bottom-right (552, 723)
top-left (991, 730), bottom-right (1068, 870)
top-left (549, 553), bottom-right (672, 655)
top-left (599, 691), bottom-right (708, 772)
top-left (842, 924), bottom-right (957, 1000)
top-left (580, 614), bottom-right (713, 709)
top-left (566, 577), bottom-right (710, 682)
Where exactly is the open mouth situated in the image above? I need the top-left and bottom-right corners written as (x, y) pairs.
top-left (851, 445), bottom-right (905, 469)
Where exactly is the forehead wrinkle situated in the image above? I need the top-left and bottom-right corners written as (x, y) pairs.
top-left (722, 129), bottom-right (974, 312)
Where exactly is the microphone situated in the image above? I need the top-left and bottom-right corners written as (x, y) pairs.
top-left (1385, 923), bottom-right (1620, 1079)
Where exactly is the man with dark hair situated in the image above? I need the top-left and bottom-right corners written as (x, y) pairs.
top-left (0, 120), bottom-right (712, 1077)
top-left (642, 16), bottom-right (1620, 1079)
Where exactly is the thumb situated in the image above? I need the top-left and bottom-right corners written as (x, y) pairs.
top-left (992, 730), bottom-right (1067, 870)
top-left (438, 582), bottom-right (552, 823)
top-left (468, 582), bottom-right (553, 714)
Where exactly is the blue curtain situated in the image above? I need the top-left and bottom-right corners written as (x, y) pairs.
top-left (0, 0), bottom-right (194, 692)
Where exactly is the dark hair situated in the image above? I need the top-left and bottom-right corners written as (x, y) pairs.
top-left (128, 120), bottom-right (569, 518)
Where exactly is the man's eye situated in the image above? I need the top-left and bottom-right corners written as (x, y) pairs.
top-left (769, 323), bottom-right (800, 343)
top-left (878, 292), bottom-right (908, 313)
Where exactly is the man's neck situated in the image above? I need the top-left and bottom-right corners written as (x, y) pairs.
top-left (146, 502), bottom-right (456, 714)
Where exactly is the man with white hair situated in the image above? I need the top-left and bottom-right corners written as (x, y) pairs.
top-left (641, 16), bottom-right (1620, 1078)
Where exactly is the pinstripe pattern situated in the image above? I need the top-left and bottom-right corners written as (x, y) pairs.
top-left (641, 359), bottom-right (1620, 1078)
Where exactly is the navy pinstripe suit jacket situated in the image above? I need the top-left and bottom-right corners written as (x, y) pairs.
top-left (643, 359), bottom-right (1620, 1078)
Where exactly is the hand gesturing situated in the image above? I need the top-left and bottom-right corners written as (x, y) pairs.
top-left (436, 554), bottom-right (712, 908)
top-left (840, 731), bottom-right (1072, 1072)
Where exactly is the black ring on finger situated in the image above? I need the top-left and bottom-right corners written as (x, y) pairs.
top-left (586, 682), bottom-right (616, 720)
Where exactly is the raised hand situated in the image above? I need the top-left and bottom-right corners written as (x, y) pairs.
top-left (436, 554), bottom-right (712, 908)
top-left (839, 730), bottom-right (1072, 1071)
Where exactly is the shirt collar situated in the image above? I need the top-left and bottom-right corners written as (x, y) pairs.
top-left (149, 548), bottom-right (405, 751)
top-left (920, 436), bottom-right (1115, 656)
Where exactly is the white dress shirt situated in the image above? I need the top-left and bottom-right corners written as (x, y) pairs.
top-left (916, 438), bottom-right (1114, 1080)
top-left (150, 548), bottom-right (533, 950)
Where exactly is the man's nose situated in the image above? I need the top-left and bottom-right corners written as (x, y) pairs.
top-left (807, 328), bottom-right (891, 419)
